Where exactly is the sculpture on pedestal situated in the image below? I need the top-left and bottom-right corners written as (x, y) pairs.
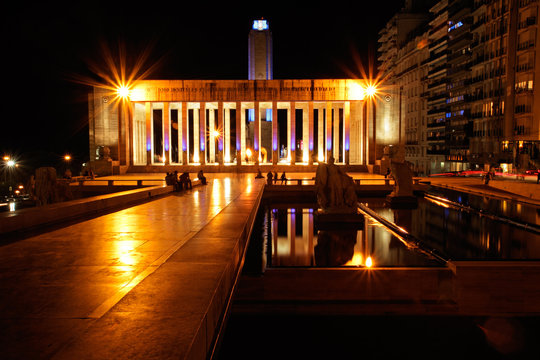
top-left (384, 145), bottom-right (418, 208)
top-left (315, 157), bottom-right (358, 214)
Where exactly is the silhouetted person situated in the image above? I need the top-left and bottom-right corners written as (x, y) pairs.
top-left (197, 169), bottom-right (207, 185)
top-left (385, 168), bottom-right (391, 179)
top-left (266, 171), bottom-right (273, 185)
top-left (173, 171), bottom-right (180, 191)
top-left (179, 172), bottom-right (192, 190)
top-left (255, 169), bottom-right (263, 178)
top-left (280, 172), bottom-right (287, 184)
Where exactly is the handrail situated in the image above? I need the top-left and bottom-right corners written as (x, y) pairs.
top-left (423, 193), bottom-right (540, 235)
top-left (357, 202), bottom-right (449, 264)
top-left (268, 178), bottom-right (403, 186)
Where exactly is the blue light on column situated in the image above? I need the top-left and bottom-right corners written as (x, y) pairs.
top-left (266, 108), bottom-right (272, 121)
top-left (248, 109), bottom-right (254, 122)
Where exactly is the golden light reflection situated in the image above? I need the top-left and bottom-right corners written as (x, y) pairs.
top-left (424, 195), bottom-right (451, 209)
top-left (212, 179), bottom-right (221, 206)
top-left (347, 253), bottom-right (363, 266)
top-left (114, 240), bottom-right (139, 266)
top-left (224, 177), bottom-right (231, 198)
top-left (365, 256), bottom-right (373, 268)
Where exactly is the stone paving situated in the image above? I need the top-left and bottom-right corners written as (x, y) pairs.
top-left (0, 173), bottom-right (264, 360)
top-left (0, 171), bottom-right (538, 359)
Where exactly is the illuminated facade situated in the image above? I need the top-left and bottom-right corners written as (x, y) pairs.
top-left (88, 79), bottom-right (398, 173)
top-left (380, 0), bottom-right (540, 173)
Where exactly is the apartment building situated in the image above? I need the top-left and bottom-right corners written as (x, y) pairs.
top-left (379, 0), bottom-right (540, 173)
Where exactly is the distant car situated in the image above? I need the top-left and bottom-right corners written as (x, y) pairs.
top-left (429, 172), bottom-right (457, 177)
top-left (525, 169), bottom-right (540, 175)
top-left (458, 170), bottom-right (484, 177)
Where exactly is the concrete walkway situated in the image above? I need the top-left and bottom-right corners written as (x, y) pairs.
top-left (0, 174), bottom-right (264, 360)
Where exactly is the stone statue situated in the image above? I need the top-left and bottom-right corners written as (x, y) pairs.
top-left (315, 157), bottom-right (358, 213)
top-left (388, 162), bottom-right (414, 198)
top-left (384, 145), bottom-right (417, 207)
top-left (35, 167), bottom-right (58, 206)
top-left (99, 146), bottom-right (111, 160)
top-left (34, 167), bottom-right (73, 206)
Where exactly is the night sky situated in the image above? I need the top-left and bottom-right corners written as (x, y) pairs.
top-left (2, 0), bottom-right (404, 171)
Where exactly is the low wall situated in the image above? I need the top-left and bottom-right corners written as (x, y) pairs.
top-left (0, 185), bottom-right (173, 235)
top-left (489, 180), bottom-right (540, 202)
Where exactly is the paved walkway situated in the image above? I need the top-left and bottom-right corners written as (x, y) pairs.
top-left (0, 174), bottom-right (264, 360)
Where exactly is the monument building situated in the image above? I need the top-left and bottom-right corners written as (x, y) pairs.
top-left (88, 21), bottom-right (399, 174)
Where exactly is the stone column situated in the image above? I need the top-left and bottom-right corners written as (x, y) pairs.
top-left (302, 104), bottom-right (309, 163)
top-left (217, 102), bottom-right (224, 165)
top-left (181, 102), bottom-right (188, 165)
top-left (364, 101), bottom-right (369, 165)
top-left (224, 105), bottom-right (230, 163)
top-left (145, 102), bottom-right (152, 166)
top-left (318, 105), bottom-right (324, 163)
top-left (308, 102), bottom-right (314, 165)
top-left (209, 107), bottom-right (215, 163)
top-left (199, 103), bottom-right (206, 165)
top-left (127, 101), bottom-right (134, 166)
top-left (333, 104), bottom-right (340, 162)
top-left (254, 101), bottom-right (260, 166)
top-left (236, 101), bottom-right (242, 167)
top-left (240, 104), bottom-right (246, 164)
top-left (326, 102), bottom-right (332, 162)
top-left (117, 100), bottom-right (129, 166)
top-left (344, 101), bottom-right (350, 165)
top-left (163, 102), bottom-right (170, 165)
top-left (272, 101), bottom-right (278, 165)
top-left (290, 102), bottom-right (296, 165)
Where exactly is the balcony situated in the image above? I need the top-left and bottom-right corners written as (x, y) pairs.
top-left (518, 16), bottom-right (537, 29)
top-left (428, 120), bottom-right (446, 128)
top-left (427, 107), bottom-right (450, 115)
top-left (427, 149), bottom-right (447, 155)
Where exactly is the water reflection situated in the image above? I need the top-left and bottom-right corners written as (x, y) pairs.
top-left (256, 194), bottom-right (540, 270)
top-left (264, 207), bottom-right (441, 268)
top-left (369, 198), bottom-right (540, 261)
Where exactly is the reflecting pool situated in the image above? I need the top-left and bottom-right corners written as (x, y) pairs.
top-left (247, 192), bottom-right (540, 271)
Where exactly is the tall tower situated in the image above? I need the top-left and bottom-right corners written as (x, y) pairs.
top-left (248, 19), bottom-right (273, 80)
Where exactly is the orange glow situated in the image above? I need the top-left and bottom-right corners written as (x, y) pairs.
top-left (212, 129), bottom-right (221, 138)
top-left (3, 156), bottom-right (9, 161)
top-left (365, 256), bottom-right (373, 268)
top-left (365, 84), bottom-right (377, 97)
top-left (18, 185), bottom-right (24, 189)
top-left (347, 253), bottom-right (363, 266)
top-left (117, 85), bottom-right (130, 98)
top-left (246, 148), bottom-right (253, 158)
top-left (64, 155), bottom-right (71, 161)
top-left (348, 82), bottom-right (365, 100)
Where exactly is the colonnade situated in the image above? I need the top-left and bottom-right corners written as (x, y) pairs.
top-left (130, 99), bottom-right (372, 167)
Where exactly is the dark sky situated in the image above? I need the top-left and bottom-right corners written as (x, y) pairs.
top-left (2, 0), bottom-right (404, 168)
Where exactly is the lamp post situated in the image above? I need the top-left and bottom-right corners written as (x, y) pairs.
top-left (64, 154), bottom-right (72, 178)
